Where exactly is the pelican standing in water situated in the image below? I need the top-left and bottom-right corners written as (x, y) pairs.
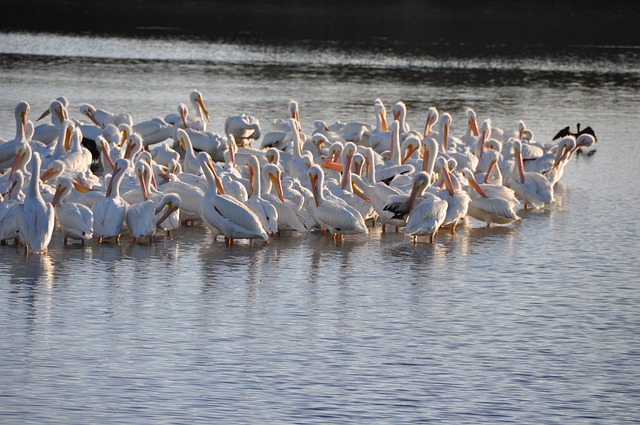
top-left (246, 155), bottom-right (278, 235)
top-left (307, 164), bottom-right (368, 240)
top-left (92, 158), bottom-right (130, 243)
top-left (198, 152), bottom-right (268, 246)
top-left (507, 140), bottom-right (554, 209)
top-left (17, 152), bottom-right (55, 254)
top-left (0, 171), bottom-right (24, 245)
top-left (461, 168), bottom-right (520, 227)
top-left (401, 172), bottom-right (448, 243)
top-left (51, 177), bottom-right (94, 245)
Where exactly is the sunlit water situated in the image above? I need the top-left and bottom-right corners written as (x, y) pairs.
top-left (1, 32), bottom-right (640, 424)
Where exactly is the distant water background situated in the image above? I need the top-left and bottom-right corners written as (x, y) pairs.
top-left (1, 2), bottom-right (640, 422)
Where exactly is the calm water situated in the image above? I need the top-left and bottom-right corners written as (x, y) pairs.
top-left (1, 32), bottom-right (640, 424)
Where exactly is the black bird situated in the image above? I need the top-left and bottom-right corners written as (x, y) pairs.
top-left (553, 123), bottom-right (597, 142)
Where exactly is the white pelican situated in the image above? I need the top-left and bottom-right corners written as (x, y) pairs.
top-left (307, 164), bottom-right (368, 239)
top-left (245, 156), bottom-right (278, 235)
top-left (62, 125), bottom-right (93, 173)
top-left (175, 128), bottom-right (202, 175)
top-left (17, 152), bottom-right (55, 254)
top-left (260, 131), bottom-right (289, 150)
top-left (79, 103), bottom-right (131, 128)
top-left (134, 160), bottom-right (182, 234)
top-left (328, 142), bottom-right (374, 222)
top-left (0, 101), bottom-right (30, 168)
top-left (165, 90), bottom-right (211, 131)
top-left (133, 117), bottom-right (176, 146)
top-left (283, 118), bottom-right (309, 180)
top-left (32, 99), bottom-right (66, 145)
top-left (375, 121), bottom-right (415, 184)
top-left (351, 172), bottom-right (406, 231)
top-left (35, 96), bottom-right (68, 124)
top-left (435, 158), bottom-right (471, 233)
top-left (369, 101), bottom-right (391, 154)
top-left (51, 177), bottom-right (94, 244)
top-left (524, 136), bottom-right (576, 180)
top-left (506, 140), bottom-right (554, 209)
top-left (461, 169), bottom-right (520, 227)
top-left (154, 193), bottom-right (182, 236)
top-left (392, 101), bottom-right (411, 135)
top-left (225, 113), bottom-right (261, 148)
top-left (92, 158), bottom-right (130, 243)
top-left (198, 152), bottom-right (268, 245)
top-left (401, 172), bottom-right (448, 243)
top-left (333, 120), bottom-right (372, 146)
top-left (40, 119), bottom-right (74, 169)
top-left (182, 127), bottom-right (228, 162)
top-left (459, 108), bottom-right (480, 148)
top-left (261, 163), bottom-right (311, 233)
top-left (0, 171), bottom-right (24, 245)
top-left (150, 142), bottom-right (180, 167)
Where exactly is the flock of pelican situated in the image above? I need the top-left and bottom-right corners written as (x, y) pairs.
top-left (0, 91), bottom-right (596, 253)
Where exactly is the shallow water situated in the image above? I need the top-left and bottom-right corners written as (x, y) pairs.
top-left (1, 32), bottom-right (640, 424)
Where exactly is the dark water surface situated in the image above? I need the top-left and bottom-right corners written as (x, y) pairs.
top-left (1, 32), bottom-right (640, 424)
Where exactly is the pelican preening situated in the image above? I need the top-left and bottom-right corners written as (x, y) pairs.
top-left (1, 96), bottom-right (594, 251)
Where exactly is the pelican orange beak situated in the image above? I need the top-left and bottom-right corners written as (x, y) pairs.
top-left (10, 148), bottom-right (26, 177)
top-left (100, 140), bottom-right (116, 171)
top-left (270, 171), bottom-right (285, 202)
top-left (139, 168), bottom-right (149, 201)
top-left (40, 167), bottom-right (56, 183)
top-left (52, 184), bottom-right (63, 207)
top-left (380, 112), bottom-right (388, 132)
top-left (206, 160), bottom-right (225, 195)
top-left (156, 200), bottom-right (177, 227)
top-left (195, 95), bottom-right (211, 123)
top-left (321, 159), bottom-right (343, 172)
top-left (54, 106), bottom-right (64, 123)
top-left (484, 159), bottom-right (497, 184)
top-left (364, 156), bottom-right (371, 180)
top-left (7, 178), bottom-right (18, 199)
top-left (407, 178), bottom-right (424, 212)
top-left (119, 129), bottom-right (128, 147)
top-left (514, 146), bottom-right (525, 184)
top-left (106, 161), bottom-right (123, 197)
top-left (64, 126), bottom-right (74, 152)
top-left (393, 110), bottom-right (400, 121)
top-left (469, 117), bottom-right (479, 137)
top-left (443, 122), bottom-right (449, 152)
top-left (478, 129), bottom-right (487, 159)
top-left (351, 181), bottom-right (370, 203)
top-left (21, 110), bottom-right (28, 136)
top-left (85, 110), bottom-right (103, 128)
top-left (248, 165), bottom-right (255, 197)
top-left (442, 165), bottom-right (455, 196)
top-left (309, 172), bottom-right (319, 208)
top-left (467, 175), bottom-right (488, 198)
top-left (36, 108), bottom-right (50, 122)
top-left (73, 180), bottom-right (93, 194)
top-left (124, 140), bottom-right (136, 159)
top-left (401, 144), bottom-right (419, 165)
top-left (228, 142), bottom-right (236, 166)
top-left (421, 145), bottom-right (430, 172)
top-left (423, 114), bottom-right (433, 137)
top-left (180, 106), bottom-right (189, 128)
top-left (354, 160), bottom-right (363, 176)
top-left (341, 152), bottom-right (353, 190)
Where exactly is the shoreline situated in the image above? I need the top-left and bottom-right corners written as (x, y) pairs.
top-left (3, 1), bottom-right (640, 48)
